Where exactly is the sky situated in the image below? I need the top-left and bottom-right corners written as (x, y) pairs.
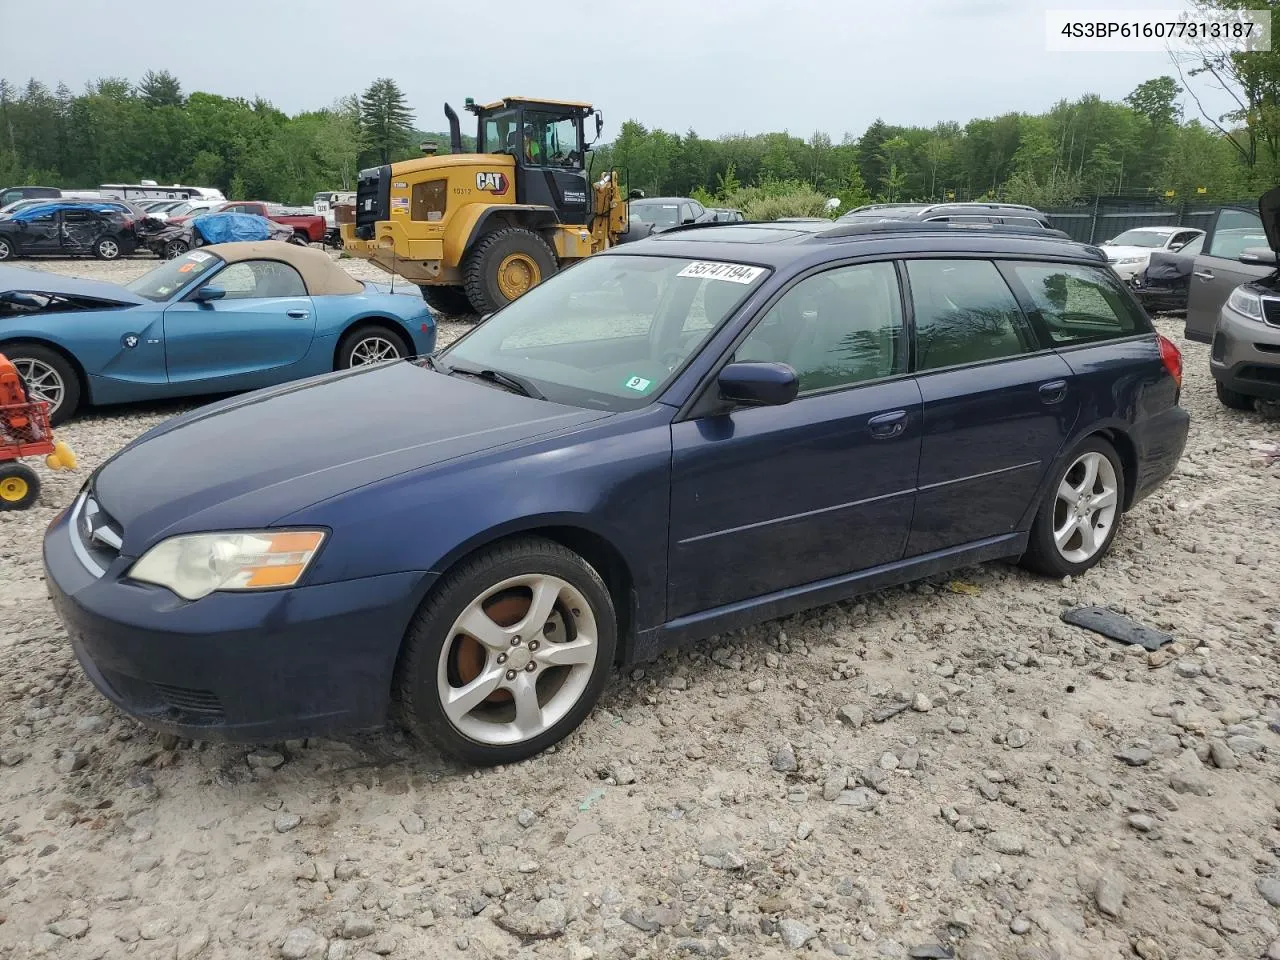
top-left (0, 0), bottom-right (1242, 141)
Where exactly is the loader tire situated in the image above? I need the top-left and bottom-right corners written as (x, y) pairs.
top-left (421, 285), bottom-right (475, 317)
top-left (463, 227), bottom-right (558, 315)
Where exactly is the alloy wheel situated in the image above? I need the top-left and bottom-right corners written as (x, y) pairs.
top-left (13, 357), bottom-right (64, 415)
top-left (349, 335), bottom-right (401, 365)
top-left (1052, 451), bottom-right (1119, 564)
top-left (436, 574), bottom-right (600, 746)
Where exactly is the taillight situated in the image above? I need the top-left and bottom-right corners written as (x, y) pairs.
top-left (1157, 333), bottom-right (1182, 388)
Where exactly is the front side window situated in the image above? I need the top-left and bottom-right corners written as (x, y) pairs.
top-left (439, 255), bottom-right (769, 411)
top-left (1004, 261), bottom-right (1145, 345)
top-left (1208, 209), bottom-right (1267, 259)
top-left (126, 250), bottom-right (224, 301)
top-left (734, 262), bottom-right (905, 392)
top-left (207, 260), bottom-right (307, 300)
top-left (522, 111), bottom-right (580, 168)
top-left (907, 259), bottom-right (1033, 371)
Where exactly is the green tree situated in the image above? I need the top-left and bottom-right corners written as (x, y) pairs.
top-left (137, 70), bottom-right (184, 108)
top-left (359, 78), bottom-right (414, 165)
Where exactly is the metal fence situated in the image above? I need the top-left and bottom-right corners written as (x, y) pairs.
top-left (1040, 198), bottom-right (1251, 244)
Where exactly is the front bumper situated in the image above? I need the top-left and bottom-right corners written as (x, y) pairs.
top-left (1108, 261), bottom-right (1145, 282)
top-left (1209, 306), bottom-right (1280, 400)
top-left (43, 503), bottom-right (431, 742)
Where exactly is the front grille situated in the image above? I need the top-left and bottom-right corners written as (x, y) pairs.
top-left (70, 493), bottom-right (122, 576)
top-left (152, 683), bottom-right (225, 720)
top-left (354, 165), bottom-right (390, 240)
top-left (1262, 297), bottom-right (1280, 327)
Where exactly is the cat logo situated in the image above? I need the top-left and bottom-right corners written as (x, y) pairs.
top-left (475, 172), bottom-right (509, 195)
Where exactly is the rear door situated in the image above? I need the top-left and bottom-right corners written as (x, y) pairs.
top-left (162, 258), bottom-right (317, 389)
top-left (1185, 206), bottom-right (1272, 342)
top-left (904, 258), bottom-right (1078, 556)
top-left (58, 208), bottom-right (104, 255)
top-left (16, 210), bottom-right (59, 252)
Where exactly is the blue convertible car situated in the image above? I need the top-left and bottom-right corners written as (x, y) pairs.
top-left (0, 241), bottom-right (435, 422)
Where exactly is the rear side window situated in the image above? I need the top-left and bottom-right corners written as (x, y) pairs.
top-left (1003, 261), bottom-right (1145, 345)
top-left (906, 259), bottom-right (1034, 371)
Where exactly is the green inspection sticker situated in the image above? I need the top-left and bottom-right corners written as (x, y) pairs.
top-left (623, 375), bottom-right (652, 392)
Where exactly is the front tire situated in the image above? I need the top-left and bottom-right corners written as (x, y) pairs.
top-left (1215, 380), bottom-right (1255, 411)
top-left (463, 227), bottom-right (558, 315)
top-left (1021, 437), bottom-right (1125, 578)
top-left (6, 344), bottom-right (80, 424)
top-left (394, 537), bottom-right (617, 766)
top-left (163, 239), bottom-right (189, 260)
top-left (335, 324), bottom-right (410, 368)
top-left (289, 233), bottom-right (310, 247)
top-left (0, 463), bottom-right (40, 511)
top-left (421, 285), bottom-right (475, 317)
top-left (94, 236), bottom-right (121, 260)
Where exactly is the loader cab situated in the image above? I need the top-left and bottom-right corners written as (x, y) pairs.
top-left (470, 97), bottom-right (597, 226)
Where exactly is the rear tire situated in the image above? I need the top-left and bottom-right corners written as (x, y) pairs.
top-left (1215, 380), bottom-right (1255, 411)
top-left (335, 323), bottom-right (412, 368)
top-left (5, 343), bottom-right (80, 424)
top-left (463, 227), bottom-right (558, 315)
top-left (393, 536), bottom-right (617, 766)
top-left (0, 463), bottom-right (40, 511)
top-left (290, 233), bottom-right (310, 247)
top-left (421, 285), bottom-right (474, 317)
top-left (1021, 437), bottom-right (1125, 578)
top-left (163, 239), bottom-right (189, 260)
top-left (0, 237), bottom-right (15, 261)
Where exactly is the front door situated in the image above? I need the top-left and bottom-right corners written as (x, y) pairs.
top-left (1185, 206), bottom-right (1272, 342)
top-left (668, 261), bottom-right (921, 618)
top-left (516, 109), bottom-right (589, 225)
top-left (903, 258), bottom-right (1078, 557)
top-left (162, 259), bottom-right (316, 389)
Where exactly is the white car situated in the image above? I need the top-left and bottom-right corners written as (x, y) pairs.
top-left (1101, 225), bottom-right (1205, 282)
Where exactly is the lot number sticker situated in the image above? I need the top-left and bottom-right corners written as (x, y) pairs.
top-left (676, 261), bottom-right (765, 284)
top-left (624, 376), bottom-right (652, 392)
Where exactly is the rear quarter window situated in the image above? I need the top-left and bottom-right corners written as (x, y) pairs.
top-left (1002, 261), bottom-right (1147, 345)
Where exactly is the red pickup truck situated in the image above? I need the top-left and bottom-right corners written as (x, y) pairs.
top-left (168, 201), bottom-right (327, 245)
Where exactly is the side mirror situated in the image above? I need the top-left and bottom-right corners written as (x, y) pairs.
top-left (627, 189), bottom-right (645, 201)
top-left (194, 285), bottom-right (226, 302)
top-left (717, 362), bottom-right (798, 407)
top-left (681, 216), bottom-right (695, 225)
top-left (1239, 247), bottom-right (1277, 266)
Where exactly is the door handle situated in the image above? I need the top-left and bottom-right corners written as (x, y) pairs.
top-left (868, 409), bottom-right (908, 439)
top-left (1193, 270), bottom-right (1214, 281)
top-left (1038, 379), bottom-right (1067, 404)
top-left (287, 309), bottom-right (309, 319)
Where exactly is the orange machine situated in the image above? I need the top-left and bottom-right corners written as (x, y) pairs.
top-left (0, 352), bottom-right (76, 510)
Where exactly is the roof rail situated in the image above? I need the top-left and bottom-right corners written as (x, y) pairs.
top-left (813, 220), bottom-right (1070, 242)
top-left (849, 202), bottom-right (928, 212)
top-left (917, 201), bottom-right (1042, 215)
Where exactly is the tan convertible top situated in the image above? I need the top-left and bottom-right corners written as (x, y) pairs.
top-left (204, 241), bottom-right (365, 296)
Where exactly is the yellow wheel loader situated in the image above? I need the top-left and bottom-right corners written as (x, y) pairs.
top-left (341, 97), bottom-right (633, 316)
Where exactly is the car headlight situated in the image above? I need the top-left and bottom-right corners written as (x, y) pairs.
top-left (1227, 286), bottom-right (1264, 322)
top-left (128, 530), bottom-right (326, 600)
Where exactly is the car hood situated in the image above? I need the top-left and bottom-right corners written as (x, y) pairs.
top-left (1259, 187), bottom-right (1280, 254)
top-left (92, 361), bottom-right (610, 555)
top-left (0, 264), bottom-right (148, 305)
top-left (1102, 245), bottom-right (1157, 261)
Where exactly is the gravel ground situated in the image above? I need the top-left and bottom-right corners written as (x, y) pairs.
top-left (1, 256), bottom-right (1279, 960)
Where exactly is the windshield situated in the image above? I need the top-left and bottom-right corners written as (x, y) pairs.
top-left (125, 250), bottom-right (224, 302)
top-left (1106, 230), bottom-right (1168, 248)
top-left (437, 254), bottom-right (770, 411)
top-left (630, 202), bottom-right (680, 227)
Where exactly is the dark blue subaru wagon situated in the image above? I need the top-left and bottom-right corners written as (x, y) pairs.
top-left (43, 220), bottom-right (1190, 765)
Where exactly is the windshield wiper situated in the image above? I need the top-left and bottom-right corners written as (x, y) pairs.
top-left (447, 364), bottom-right (546, 400)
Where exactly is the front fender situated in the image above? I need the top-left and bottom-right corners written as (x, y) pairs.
top-left (278, 405), bottom-right (675, 631)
